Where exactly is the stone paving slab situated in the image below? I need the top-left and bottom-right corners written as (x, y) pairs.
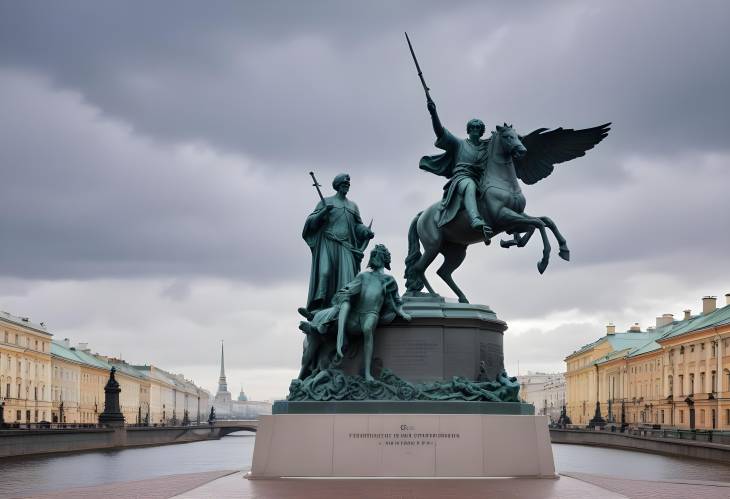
top-left (565, 472), bottom-right (730, 499)
top-left (174, 472), bottom-right (627, 498)
top-left (19, 469), bottom-right (730, 499)
top-left (19, 470), bottom-right (238, 499)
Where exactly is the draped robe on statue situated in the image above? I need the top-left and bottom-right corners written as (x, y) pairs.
top-left (302, 196), bottom-right (371, 313)
top-left (419, 127), bottom-right (490, 227)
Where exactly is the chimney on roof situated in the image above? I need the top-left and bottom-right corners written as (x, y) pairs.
top-left (683, 309), bottom-right (692, 321)
top-left (629, 323), bottom-right (641, 332)
top-left (62, 338), bottom-right (71, 348)
top-left (702, 296), bottom-right (717, 315)
top-left (656, 313), bottom-right (674, 328)
top-left (725, 293), bottom-right (730, 306)
top-left (606, 323), bottom-right (616, 335)
top-left (77, 342), bottom-right (90, 353)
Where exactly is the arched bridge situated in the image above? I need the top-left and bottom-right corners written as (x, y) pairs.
top-left (212, 419), bottom-right (259, 436)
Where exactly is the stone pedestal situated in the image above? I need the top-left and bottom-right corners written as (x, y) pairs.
top-left (248, 412), bottom-right (555, 478)
top-left (340, 295), bottom-right (507, 383)
top-left (253, 297), bottom-right (553, 479)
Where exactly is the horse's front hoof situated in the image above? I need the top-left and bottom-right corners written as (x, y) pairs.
top-left (537, 260), bottom-right (548, 274)
top-left (500, 239), bottom-right (513, 249)
top-left (559, 249), bottom-right (570, 261)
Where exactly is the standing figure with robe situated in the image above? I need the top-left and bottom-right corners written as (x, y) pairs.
top-left (300, 173), bottom-right (374, 319)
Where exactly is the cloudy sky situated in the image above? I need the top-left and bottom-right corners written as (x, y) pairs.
top-left (1, 1), bottom-right (729, 399)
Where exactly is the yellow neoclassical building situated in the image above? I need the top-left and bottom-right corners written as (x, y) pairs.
top-left (51, 339), bottom-right (111, 423)
top-left (2, 307), bottom-right (211, 427)
top-left (565, 295), bottom-right (730, 430)
top-left (0, 311), bottom-right (53, 424)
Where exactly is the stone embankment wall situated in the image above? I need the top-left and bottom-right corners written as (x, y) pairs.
top-left (550, 428), bottom-right (730, 462)
top-left (0, 426), bottom-right (222, 458)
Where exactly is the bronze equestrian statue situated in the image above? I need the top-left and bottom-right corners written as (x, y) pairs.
top-left (404, 33), bottom-right (610, 303)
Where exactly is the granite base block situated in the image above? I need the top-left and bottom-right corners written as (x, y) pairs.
top-left (249, 413), bottom-right (555, 478)
top-left (273, 400), bottom-right (534, 415)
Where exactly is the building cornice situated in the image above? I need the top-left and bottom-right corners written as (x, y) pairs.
top-left (0, 315), bottom-right (52, 337)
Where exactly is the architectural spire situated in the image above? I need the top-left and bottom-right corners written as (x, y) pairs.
top-left (218, 340), bottom-right (228, 393)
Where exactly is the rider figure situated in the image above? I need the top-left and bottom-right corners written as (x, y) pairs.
top-left (420, 101), bottom-right (493, 245)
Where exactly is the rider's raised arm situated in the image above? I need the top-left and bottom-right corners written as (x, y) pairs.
top-left (427, 101), bottom-right (444, 138)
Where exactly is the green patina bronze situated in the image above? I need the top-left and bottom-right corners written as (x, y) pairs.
top-left (298, 244), bottom-right (410, 381)
top-left (403, 33), bottom-right (610, 303)
top-left (288, 367), bottom-right (520, 403)
top-left (288, 35), bottom-right (609, 402)
top-left (299, 172), bottom-right (374, 317)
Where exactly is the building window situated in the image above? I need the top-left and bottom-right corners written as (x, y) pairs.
top-left (726, 409), bottom-right (730, 424)
top-left (700, 409), bottom-right (705, 425)
top-left (689, 373), bottom-right (695, 395)
top-left (690, 345), bottom-right (695, 353)
top-left (700, 372), bottom-right (705, 392)
top-left (712, 371), bottom-right (717, 392)
top-left (678, 375), bottom-right (684, 396)
top-left (679, 410), bottom-right (684, 424)
top-left (680, 346), bottom-right (684, 355)
top-left (661, 410), bottom-right (665, 424)
top-left (701, 343), bottom-right (705, 351)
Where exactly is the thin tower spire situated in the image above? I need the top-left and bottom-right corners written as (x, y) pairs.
top-left (218, 339), bottom-right (228, 393)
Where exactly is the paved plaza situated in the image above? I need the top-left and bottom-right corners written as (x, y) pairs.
top-left (18, 469), bottom-right (730, 499)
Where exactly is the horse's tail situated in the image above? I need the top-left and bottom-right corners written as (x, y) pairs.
top-left (404, 211), bottom-right (424, 292)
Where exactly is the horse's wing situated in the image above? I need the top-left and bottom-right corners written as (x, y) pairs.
top-left (514, 123), bottom-right (611, 185)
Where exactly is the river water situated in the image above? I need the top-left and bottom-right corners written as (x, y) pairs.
top-left (1, 435), bottom-right (730, 497)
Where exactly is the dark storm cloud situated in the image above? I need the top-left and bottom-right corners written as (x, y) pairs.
top-left (0, 0), bottom-right (729, 285)
top-left (2, 1), bottom-right (728, 170)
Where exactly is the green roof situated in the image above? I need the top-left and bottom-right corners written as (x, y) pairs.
top-left (570, 304), bottom-right (730, 364)
top-left (567, 329), bottom-right (661, 361)
top-left (51, 341), bottom-right (110, 370)
top-left (107, 359), bottom-right (148, 380)
top-left (658, 304), bottom-right (730, 342)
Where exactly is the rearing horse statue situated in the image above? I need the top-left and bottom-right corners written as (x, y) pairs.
top-left (404, 122), bottom-right (610, 303)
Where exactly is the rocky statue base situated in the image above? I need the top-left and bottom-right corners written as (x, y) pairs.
top-left (248, 413), bottom-right (555, 478)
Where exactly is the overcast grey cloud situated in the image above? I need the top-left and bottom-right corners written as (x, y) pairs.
top-left (1, 1), bottom-right (729, 398)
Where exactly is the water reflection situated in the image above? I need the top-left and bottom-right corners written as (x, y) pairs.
top-left (553, 443), bottom-right (730, 482)
top-left (1, 438), bottom-right (729, 497)
top-left (0, 432), bottom-right (255, 497)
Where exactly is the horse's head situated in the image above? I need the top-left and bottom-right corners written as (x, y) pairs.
top-left (495, 124), bottom-right (527, 160)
